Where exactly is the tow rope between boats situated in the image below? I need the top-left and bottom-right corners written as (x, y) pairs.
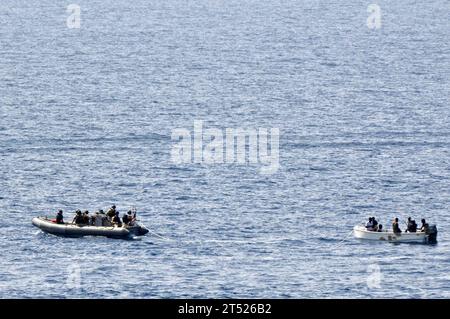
top-left (335, 229), bottom-right (355, 249)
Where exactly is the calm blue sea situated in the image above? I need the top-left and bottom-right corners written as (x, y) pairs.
top-left (0, 0), bottom-right (449, 298)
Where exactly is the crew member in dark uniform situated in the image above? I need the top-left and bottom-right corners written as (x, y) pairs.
top-left (112, 211), bottom-right (122, 227)
top-left (106, 205), bottom-right (117, 219)
top-left (122, 212), bottom-right (130, 225)
top-left (73, 210), bottom-right (84, 224)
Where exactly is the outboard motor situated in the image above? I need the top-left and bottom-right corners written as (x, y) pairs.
top-left (425, 225), bottom-right (438, 244)
top-left (136, 224), bottom-right (149, 236)
top-left (127, 222), bottom-right (149, 236)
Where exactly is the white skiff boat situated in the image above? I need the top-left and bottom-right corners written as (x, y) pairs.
top-left (353, 225), bottom-right (437, 243)
top-left (32, 217), bottom-right (149, 239)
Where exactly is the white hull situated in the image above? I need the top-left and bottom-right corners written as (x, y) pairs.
top-left (353, 225), bottom-right (432, 243)
top-left (32, 217), bottom-right (149, 238)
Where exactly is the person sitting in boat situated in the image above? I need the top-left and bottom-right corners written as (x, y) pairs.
top-left (377, 224), bottom-right (383, 232)
top-left (406, 217), bottom-right (417, 233)
top-left (92, 210), bottom-right (105, 226)
top-left (73, 210), bottom-right (85, 225)
top-left (56, 210), bottom-right (64, 224)
top-left (82, 210), bottom-right (90, 224)
top-left (122, 211), bottom-right (132, 225)
top-left (112, 211), bottom-right (122, 227)
top-left (372, 217), bottom-right (379, 231)
top-left (392, 218), bottom-right (402, 233)
top-left (365, 217), bottom-right (374, 231)
top-left (106, 205), bottom-right (117, 220)
top-left (420, 219), bottom-right (429, 233)
top-left (130, 210), bottom-right (137, 226)
top-left (89, 213), bottom-right (96, 226)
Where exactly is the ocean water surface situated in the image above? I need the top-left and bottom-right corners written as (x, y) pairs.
top-left (0, 0), bottom-right (449, 298)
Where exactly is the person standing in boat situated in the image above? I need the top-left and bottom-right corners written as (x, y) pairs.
top-left (56, 210), bottom-right (64, 224)
top-left (392, 218), bottom-right (402, 234)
